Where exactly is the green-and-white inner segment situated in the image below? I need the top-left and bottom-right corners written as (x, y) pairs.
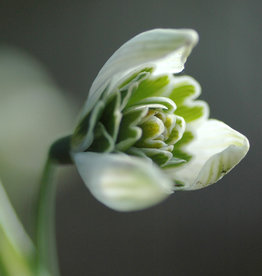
top-left (72, 67), bottom-right (207, 185)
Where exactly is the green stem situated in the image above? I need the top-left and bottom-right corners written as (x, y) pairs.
top-left (49, 136), bottom-right (72, 165)
top-left (35, 136), bottom-right (72, 276)
top-left (35, 157), bottom-right (59, 276)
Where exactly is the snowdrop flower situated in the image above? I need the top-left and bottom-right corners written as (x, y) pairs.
top-left (71, 29), bottom-right (249, 211)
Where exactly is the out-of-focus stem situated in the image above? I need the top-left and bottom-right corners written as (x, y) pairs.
top-left (0, 180), bottom-right (35, 276)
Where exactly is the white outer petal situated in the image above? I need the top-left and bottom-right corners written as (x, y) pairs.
top-left (166, 119), bottom-right (249, 190)
top-left (81, 28), bottom-right (198, 119)
top-left (73, 152), bottom-right (174, 211)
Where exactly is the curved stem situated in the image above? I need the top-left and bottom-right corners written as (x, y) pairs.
top-left (35, 136), bottom-right (72, 276)
top-left (49, 136), bottom-right (72, 165)
top-left (35, 157), bottom-right (59, 276)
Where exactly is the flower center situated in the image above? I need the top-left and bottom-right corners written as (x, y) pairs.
top-left (135, 109), bottom-right (178, 152)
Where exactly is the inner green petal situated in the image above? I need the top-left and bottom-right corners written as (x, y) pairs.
top-left (134, 97), bottom-right (176, 114)
top-left (138, 148), bottom-right (173, 166)
top-left (119, 71), bottom-right (150, 110)
top-left (171, 131), bottom-right (194, 164)
top-left (116, 107), bottom-right (148, 151)
top-left (175, 104), bottom-right (204, 123)
top-left (139, 116), bottom-right (165, 139)
top-left (166, 77), bottom-right (208, 124)
top-left (89, 122), bottom-right (114, 153)
top-left (119, 67), bottom-right (153, 89)
top-left (99, 91), bottom-right (121, 141)
top-left (71, 100), bottom-right (105, 151)
top-left (126, 75), bottom-right (170, 107)
top-left (168, 83), bottom-right (196, 106)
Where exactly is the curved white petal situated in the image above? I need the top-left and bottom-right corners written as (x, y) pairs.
top-left (73, 152), bottom-right (174, 211)
top-left (81, 28), bottom-right (198, 118)
top-left (166, 119), bottom-right (249, 190)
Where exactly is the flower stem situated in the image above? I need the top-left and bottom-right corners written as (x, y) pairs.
top-left (35, 136), bottom-right (72, 276)
top-left (35, 157), bottom-right (59, 276)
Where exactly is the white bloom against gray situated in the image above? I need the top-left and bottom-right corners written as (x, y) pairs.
top-left (71, 29), bottom-right (249, 211)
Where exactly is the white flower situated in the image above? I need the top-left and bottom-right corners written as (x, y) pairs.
top-left (71, 29), bottom-right (249, 211)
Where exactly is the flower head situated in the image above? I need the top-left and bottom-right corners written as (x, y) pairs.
top-left (71, 29), bottom-right (249, 211)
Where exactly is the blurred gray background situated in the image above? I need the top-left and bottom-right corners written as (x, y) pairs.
top-left (0, 0), bottom-right (261, 275)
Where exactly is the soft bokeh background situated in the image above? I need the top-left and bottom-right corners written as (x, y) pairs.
top-left (0, 0), bottom-right (261, 275)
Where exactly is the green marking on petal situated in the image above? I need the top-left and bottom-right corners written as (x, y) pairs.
top-left (139, 148), bottom-right (173, 166)
top-left (126, 75), bottom-right (170, 107)
top-left (134, 97), bottom-right (176, 113)
top-left (213, 157), bottom-right (233, 183)
top-left (166, 128), bottom-right (180, 144)
top-left (166, 116), bottom-right (185, 145)
top-left (172, 131), bottom-right (194, 165)
top-left (171, 150), bottom-right (192, 164)
top-left (126, 147), bottom-right (152, 162)
top-left (89, 122), bottom-right (114, 152)
top-left (71, 100), bottom-right (105, 151)
top-left (169, 83), bottom-right (196, 106)
top-left (165, 76), bottom-right (209, 124)
top-left (162, 157), bottom-right (186, 168)
top-left (119, 71), bottom-right (150, 110)
top-left (174, 131), bottom-right (194, 147)
top-left (72, 84), bottom-right (113, 152)
top-left (174, 180), bottom-right (185, 188)
top-left (99, 91), bottom-right (121, 141)
top-left (200, 149), bottom-right (238, 188)
top-left (171, 119), bottom-right (249, 190)
top-left (135, 139), bottom-right (167, 149)
top-left (175, 104), bottom-right (204, 123)
top-left (116, 107), bottom-right (148, 151)
top-left (139, 116), bottom-right (165, 139)
top-left (163, 114), bottom-right (174, 135)
top-left (119, 67), bottom-right (154, 89)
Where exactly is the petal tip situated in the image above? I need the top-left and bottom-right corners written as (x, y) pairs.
top-left (168, 120), bottom-right (250, 191)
